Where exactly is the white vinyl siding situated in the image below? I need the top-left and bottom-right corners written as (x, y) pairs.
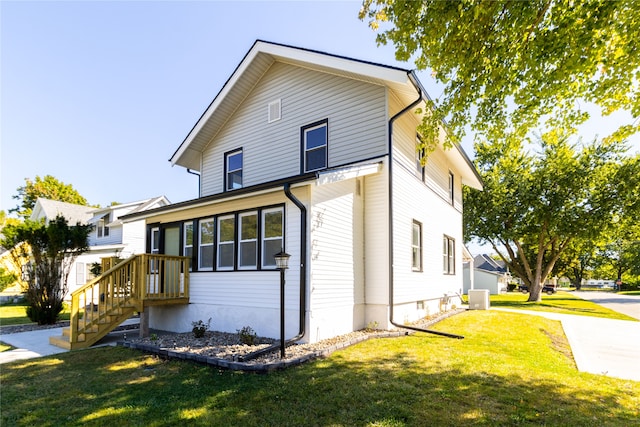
top-left (200, 62), bottom-right (387, 197)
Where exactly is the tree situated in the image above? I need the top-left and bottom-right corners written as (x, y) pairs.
top-left (11, 175), bottom-right (89, 219)
top-left (463, 132), bottom-right (633, 301)
top-left (0, 216), bottom-right (91, 324)
top-left (360, 0), bottom-right (640, 151)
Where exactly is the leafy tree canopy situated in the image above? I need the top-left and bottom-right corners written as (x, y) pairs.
top-left (464, 132), bottom-right (638, 301)
top-left (360, 0), bottom-right (640, 151)
top-left (11, 175), bottom-right (89, 219)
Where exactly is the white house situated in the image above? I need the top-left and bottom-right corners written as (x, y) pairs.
top-left (31, 196), bottom-right (170, 295)
top-left (119, 40), bottom-right (483, 344)
top-left (470, 254), bottom-right (510, 295)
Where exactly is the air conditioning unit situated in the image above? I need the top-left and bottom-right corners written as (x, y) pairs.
top-left (468, 289), bottom-right (490, 310)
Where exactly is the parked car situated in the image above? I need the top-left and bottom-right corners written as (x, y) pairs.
top-left (518, 284), bottom-right (556, 295)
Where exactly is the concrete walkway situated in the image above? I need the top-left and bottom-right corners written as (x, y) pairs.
top-left (492, 307), bottom-right (640, 382)
top-left (0, 318), bottom-right (139, 364)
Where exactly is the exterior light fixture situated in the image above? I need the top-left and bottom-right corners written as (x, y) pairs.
top-left (274, 249), bottom-right (291, 358)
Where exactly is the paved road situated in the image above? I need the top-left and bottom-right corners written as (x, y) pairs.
top-left (572, 291), bottom-right (640, 320)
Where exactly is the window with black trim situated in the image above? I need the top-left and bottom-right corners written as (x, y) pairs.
top-left (239, 212), bottom-right (258, 269)
top-left (198, 218), bottom-right (214, 271)
top-left (412, 221), bottom-right (422, 271)
top-left (225, 149), bottom-right (243, 190)
top-left (302, 120), bottom-right (327, 172)
top-left (217, 215), bottom-right (235, 270)
top-left (262, 208), bottom-right (283, 268)
top-left (184, 221), bottom-right (194, 271)
top-left (443, 235), bottom-right (455, 275)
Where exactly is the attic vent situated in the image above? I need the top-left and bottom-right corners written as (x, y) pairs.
top-left (268, 99), bottom-right (281, 123)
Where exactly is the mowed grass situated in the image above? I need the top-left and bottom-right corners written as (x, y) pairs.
top-left (0, 302), bottom-right (75, 326)
top-left (2, 310), bottom-right (638, 426)
top-left (490, 291), bottom-right (638, 321)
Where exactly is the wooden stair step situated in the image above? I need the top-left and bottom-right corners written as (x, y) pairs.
top-left (48, 335), bottom-right (71, 350)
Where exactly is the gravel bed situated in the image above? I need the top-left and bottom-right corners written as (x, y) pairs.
top-left (122, 308), bottom-right (466, 372)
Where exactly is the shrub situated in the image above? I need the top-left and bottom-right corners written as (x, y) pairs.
top-left (191, 318), bottom-right (211, 338)
top-left (237, 326), bottom-right (257, 345)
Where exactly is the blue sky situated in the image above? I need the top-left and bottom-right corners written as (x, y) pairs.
top-left (1, 0), bottom-right (638, 217)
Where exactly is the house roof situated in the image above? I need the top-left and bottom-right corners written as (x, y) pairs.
top-left (30, 198), bottom-right (94, 225)
top-left (473, 254), bottom-right (508, 274)
top-left (169, 40), bottom-right (482, 190)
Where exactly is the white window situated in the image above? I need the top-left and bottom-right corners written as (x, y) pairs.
top-left (262, 208), bottom-right (283, 268)
top-left (97, 213), bottom-right (110, 238)
top-left (151, 227), bottom-right (160, 254)
top-left (198, 218), bottom-right (214, 271)
top-left (184, 222), bottom-right (194, 270)
top-left (225, 149), bottom-right (243, 190)
top-left (443, 235), bottom-right (455, 275)
top-left (238, 212), bottom-right (258, 269)
top-left (412, 221), bottom-right (422, 271)
top-left (76, 262), bottom-right (85, 285)
top-left (217, 215), bottom-right (235, 270)
top-left (302, 120), bottom-right (327, 172)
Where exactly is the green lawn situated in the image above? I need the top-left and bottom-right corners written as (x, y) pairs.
top-left (1, 310), bottom-right (638, 426)
top-left (0, 302), bottom-right (74, 326)
top-left (489, 291), bottom-right (638, 321)
top-left (619, 290), bottom-right (640, 296)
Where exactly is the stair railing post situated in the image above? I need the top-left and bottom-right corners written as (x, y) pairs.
top-left (69, 291), bottom-right (79, 344)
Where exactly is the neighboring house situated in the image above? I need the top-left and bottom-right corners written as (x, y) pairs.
top-left (471, 254), bottom-right (510, 295)
top-left (31, 196), bottom-right (170, 295)
top-left (461, 246), bottom-right (475, 294)
top-left (120, 40), bottom-right (483, 344)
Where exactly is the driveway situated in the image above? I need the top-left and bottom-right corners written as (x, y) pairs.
top-left (572, 291), bottom-right (640, 320)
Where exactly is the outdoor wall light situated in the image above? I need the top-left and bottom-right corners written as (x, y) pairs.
top-left (274, 250), bottom-right (291, 270)
top-left (274, 249), bottom-right (290, 358)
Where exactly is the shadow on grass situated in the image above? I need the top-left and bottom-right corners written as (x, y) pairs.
top-left (1, 346), bottom-right (637, 426)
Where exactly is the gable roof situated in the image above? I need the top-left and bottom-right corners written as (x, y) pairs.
top-left (30, 198), bottom-right (94, 225)
top-left (474, 254), bottom-right (508, 274)
top-left (169, 40), bottom-right (482, 190)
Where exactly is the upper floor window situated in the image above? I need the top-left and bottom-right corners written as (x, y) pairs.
top-left (412, 221), bottom-right (422, 271)
top-left (225, 149), bottom-right (243, 190)
top-left (302, 120), bottom-right (328, 173)
top-left (448, 172), bottom-right (455, 204)
top-left (97, 213), bottom-right (110, 238)
top-left (443, 235), bottom-right (455, 275)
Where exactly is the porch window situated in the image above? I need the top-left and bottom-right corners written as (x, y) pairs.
top-left (225, 149), bottom-right (243, 190)
top-left (443, 235), bottom-right (455, 275)
top-left (412, 221), bottom-right (422, 271)
top-left (198, 218), bottom-right (214, 271)
top-left (302, 120), bottom-right (328, 172)
top-left (217, 215), bottom-right (235, 270)
top-left (184, 221), bottom-right (194, 270)
top-left (239, 212), bottom-right (258, 269)
top-left (97, 213), bottom-right (110, 238)
top-left (262, 208), bottom-right (283, 268)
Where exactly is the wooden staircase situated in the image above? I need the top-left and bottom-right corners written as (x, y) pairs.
top-left (49, 254), bottom-right (189, 350)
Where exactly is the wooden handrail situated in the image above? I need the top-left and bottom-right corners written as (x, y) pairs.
top-left (67, 253), bottom-right (189, 347)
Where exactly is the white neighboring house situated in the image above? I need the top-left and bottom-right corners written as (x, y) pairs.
top-left (471, 254), bottom-right (511, 295)
top-left (31, 196), bottom-right (170, 296)
top-left (121, 40), bottom-right (483, 343)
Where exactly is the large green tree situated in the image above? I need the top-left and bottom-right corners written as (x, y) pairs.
top-left (0, 216), bottom-right (91, 324)
top-left (11, 175), bottom-right (89, 219)
top-left (360, 0), bottom-right (640, 151)
top-left (464, 132), bottom-right (636, 301)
